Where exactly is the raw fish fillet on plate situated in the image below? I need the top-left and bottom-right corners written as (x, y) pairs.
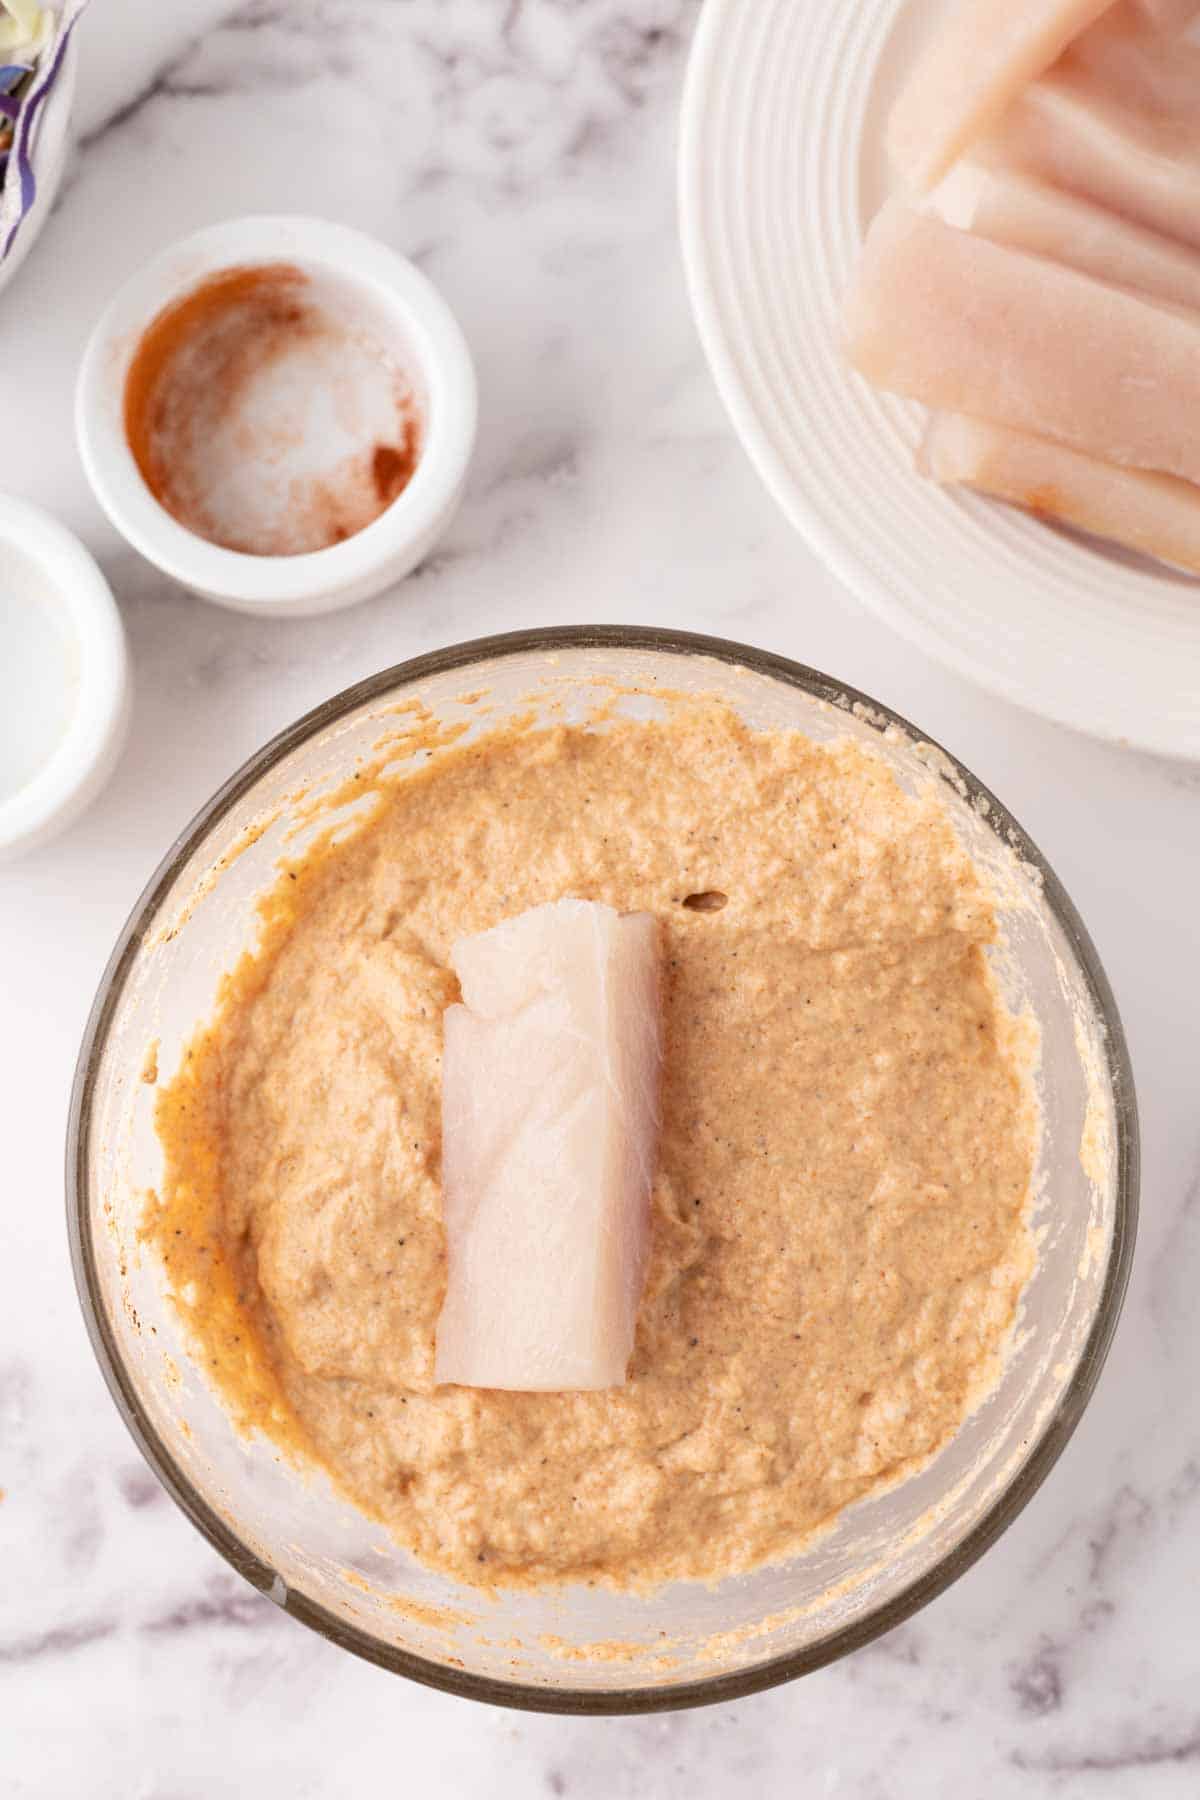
top-left (886, 0), bottom-right (1118, 190)
top-left (992, 48), bottom-right (1200, 252)
top-left (922, 412), bottom-right (1200, 574)
top-left (1133, 0), bottom-right (1200, 28)
top-left (845, 203), bottom-right (1200, 482)
top-left (1128, 0), bottom-right (1200, 38)
top-left (1067, 5), bottom-right (1200, 119)
top-left (435, 899), bottom-right (662, 1393)
top-left (933, 164), bottom-right (1200, 310)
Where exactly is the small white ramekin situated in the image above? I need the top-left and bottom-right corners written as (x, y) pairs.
top-left (0, 494), bottom-right (129, 862)
top-left (75, 215), bottom-right (478, 618)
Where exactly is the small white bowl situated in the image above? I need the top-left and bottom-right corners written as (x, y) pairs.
top-left (0, 31), bottom-right (76, 299)
top-left (0, 494), bottom-right (129, 862)
top-left (75, 215), bottom-right (478, 618)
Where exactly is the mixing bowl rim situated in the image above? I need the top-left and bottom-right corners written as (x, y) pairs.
top-left (65, 623), bottom-right (1139, 1714)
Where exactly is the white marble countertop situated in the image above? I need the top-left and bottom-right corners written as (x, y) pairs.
top-left (2, 2), bottom-right (1198, 1793)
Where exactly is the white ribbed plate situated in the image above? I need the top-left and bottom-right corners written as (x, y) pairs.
top-left (679, 0), bottom-right (1200, 760)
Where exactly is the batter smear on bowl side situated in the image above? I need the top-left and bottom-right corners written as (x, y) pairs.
top-left (146, 698), bottom-right (1038, 1592)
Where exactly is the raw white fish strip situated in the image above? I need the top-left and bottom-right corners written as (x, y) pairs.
top-left (923, 412), bottom-right (1200, 575)
top-left (845, 204), bottom-right (1200, 482)
top-left (1132, 0), bottom-right (1200, 33)
top-left (886, 0), bottom-right (1118, 191)
top-left (435, 899), bottom-right (661, 1393)
top-left (933, 163), bottom-right (1200, 311)
top-left (992, 51), bottom-right (1200, 252)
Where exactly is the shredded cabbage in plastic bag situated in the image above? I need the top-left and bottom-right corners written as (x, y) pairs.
top-left (0, 3), bottom-right (47, 57)
top-left (0, 0), bottom-right (89, 262)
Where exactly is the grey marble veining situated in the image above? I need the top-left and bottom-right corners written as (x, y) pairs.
top-left (2, 2), bottom-right (1198, 1794)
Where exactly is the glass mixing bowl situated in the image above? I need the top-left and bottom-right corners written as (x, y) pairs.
top-left (67, 627), bottom-right (1138, 1712)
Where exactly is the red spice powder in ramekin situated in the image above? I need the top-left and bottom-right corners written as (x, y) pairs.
top-left (124, 263), bottom-right (422, 558)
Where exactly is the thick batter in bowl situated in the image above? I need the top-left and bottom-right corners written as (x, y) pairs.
top-left (68, 627), bottom-right (1136, 1711)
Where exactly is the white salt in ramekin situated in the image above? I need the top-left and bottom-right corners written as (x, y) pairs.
top-left (75, 215), bottom-right (478, 618)
top-left (0, 494), bottom-right (129, 861)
